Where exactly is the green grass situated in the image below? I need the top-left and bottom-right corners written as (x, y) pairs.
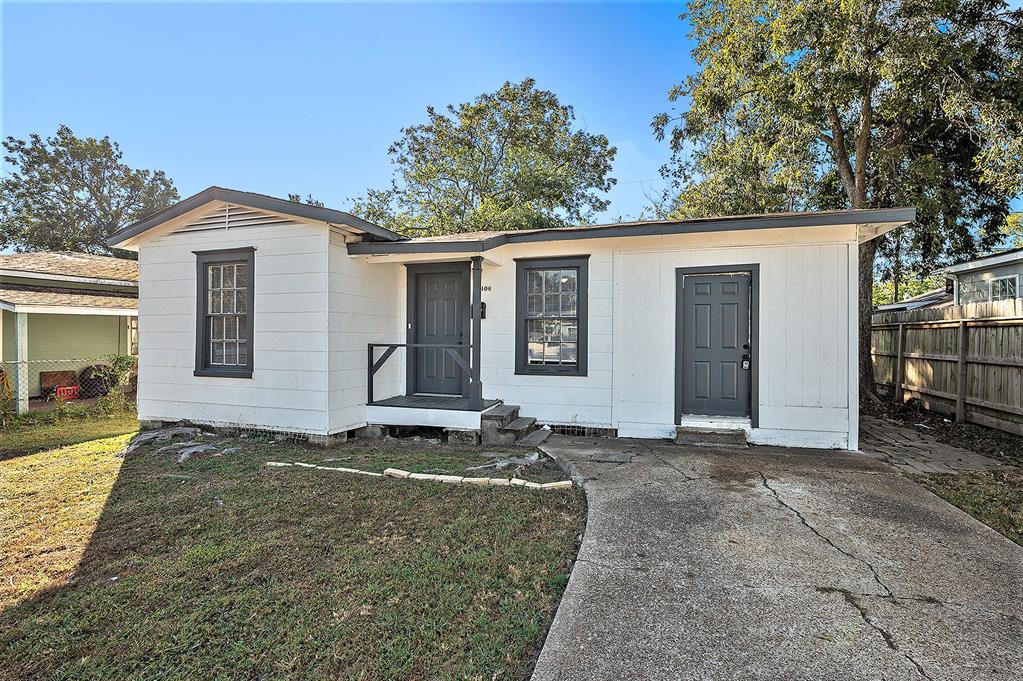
top-left (916, 471), bottom-right (1023, 546)
top-left (0, 425), bottom-right (584, 679)
top-left (1, 408), bottom-right (138, 460)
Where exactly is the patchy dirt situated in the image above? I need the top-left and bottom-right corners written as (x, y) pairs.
top-left (863, 398), bottom-right (1023, 468)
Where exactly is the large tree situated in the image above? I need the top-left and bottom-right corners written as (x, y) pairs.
top-left (351, 79), bottom-right (617, 235)
top-left (653, 0), bottom-right (1023, 396)
top-left (1, 125), bottom-right (179, 255)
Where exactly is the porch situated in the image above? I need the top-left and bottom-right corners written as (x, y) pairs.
top-left (365, 255), bottom-right (491, 430)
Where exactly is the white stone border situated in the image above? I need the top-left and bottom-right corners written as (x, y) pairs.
top-left (265, 461), bottom-right (573, 491)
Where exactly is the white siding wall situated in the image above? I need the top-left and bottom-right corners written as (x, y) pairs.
top-left (137, 221), bottom-right (331, 434)
top-left (474, 226), bottom-right (857, 448)
top-left (327, 233), bottom-right (404, 433)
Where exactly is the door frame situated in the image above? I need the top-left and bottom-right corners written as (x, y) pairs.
top-left (674, 264), bottom-right (760, 428)
top-left (405, 261), bottom-right (471, 397)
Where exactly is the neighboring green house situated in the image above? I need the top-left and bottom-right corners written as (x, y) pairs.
top-left (0, 252), bottom-right (138, 413)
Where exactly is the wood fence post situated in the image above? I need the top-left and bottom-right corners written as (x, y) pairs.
top-left (956, 320), bottom-right (968, 423)
top-left (893, 323), bottom-right (905, 404)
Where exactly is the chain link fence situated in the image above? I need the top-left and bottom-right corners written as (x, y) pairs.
top-left (1, 357), bottom-right (136, 413)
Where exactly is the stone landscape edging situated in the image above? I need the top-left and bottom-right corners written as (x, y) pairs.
top-left (264, 461), bottom-right (574, 491)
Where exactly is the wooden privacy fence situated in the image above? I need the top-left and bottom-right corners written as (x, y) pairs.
top-left (871, 299), bottom-right (1023, 436)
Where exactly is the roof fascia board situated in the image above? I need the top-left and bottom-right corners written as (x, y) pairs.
top-left (347, 208), bottom-right (916, 255)
top-left (0, 301), bottom-right (138, 316)
top-left (940, 251), bottom-right (1023, 274)
top-left (107, 186), bottom-right (401, 247)
top-left (0, 269), bottom-right (137, 288)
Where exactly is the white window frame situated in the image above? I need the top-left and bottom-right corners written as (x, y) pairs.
top-left (988, 274), bottom-right (1019, 301)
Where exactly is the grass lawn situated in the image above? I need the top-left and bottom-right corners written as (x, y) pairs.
top-left (915, 471), bottom-right (1023, 546)
top-left (1, 409), bottom-right (139, 460)
top-left (1, 424), bottom-right (584, 679)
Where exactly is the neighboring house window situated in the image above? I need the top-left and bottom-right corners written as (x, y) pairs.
top-left (194, 248), bottom-right (255, 378)
top-left (990, 275), bottom-right (1018, 301)
top-left (128, 317), bottom-right (139, 355)
top-left (515, 256), bottom-right (588, 376)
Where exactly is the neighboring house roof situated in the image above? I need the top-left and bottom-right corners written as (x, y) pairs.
top-left (0, 251), bottom-right (138, 285)
top-left (106, 186), bottom-right (404, 247)
top-left (0, 284), bottom-right (138, 315)
top-left (938, 246), bottom-right (1023, 275)
top-left (874, 288), bottom-right (953, 312)
top-left (348, 207), bottom-right (917, 255)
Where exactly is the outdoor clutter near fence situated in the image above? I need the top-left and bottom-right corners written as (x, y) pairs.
top-left (872, 298), bottom-right (1023, 436)
top-left (0, 357), bottom-right (134, 414)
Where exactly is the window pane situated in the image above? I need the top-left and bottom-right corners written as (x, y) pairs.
top-left (209, 265), bottom-right (221, 290)
top-left (544, 342), bottom-right (561, 363)
top-left (561, 292), bottom-right (577, 317)
top-left (222, 265), bottom-right (235, 288)
top-left (528, 271), bottom-right (543, 294)
top-left (561, 342), bottom-right (578, 364)
top-left (235, 264), bottom-right (247, 286)
top-left (212, 342), bottom-right (225, 364)
top-left (561, 270), bottom-right (577, 292)
top-left (545, 270), bottom-right (561, 293)
top-left (209, 290), bottom-right (222, 314)
top-left (527, 320), bottom-right (543, 342)
top-left (237, 342), bottom-right (248, 365)
top-left (211, 316), bottom-right (224, 341)
top-left (225, 316), bottom-right (238, 340)
top-left (527, 294), bottom-right (541, 316)
top-left (544, 294), bottom-right (560, 316)
top-left (236, 287), bottom-right (247, 313)
top-left (527, 342), bottom-right (544, 364)
top-left (223, 290), bottom-right (236, 314)
top-left (224, 341), bottom-right (238, 365)
top-left (564, 323), bottom-right (578, 341)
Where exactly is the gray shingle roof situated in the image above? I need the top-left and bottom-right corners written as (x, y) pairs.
top-left (0, 252), bottom-right (138, 283)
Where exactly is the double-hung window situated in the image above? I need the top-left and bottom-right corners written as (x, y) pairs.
top-left (515, 256), bottom-right (588, 376)
top-left (990, 274), bottom-right (1018, 301)
top-left (194, 247), bottom-right (255, 378)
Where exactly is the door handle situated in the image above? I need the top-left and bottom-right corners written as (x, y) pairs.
top-left (741, 354), bottom-right (751, 370)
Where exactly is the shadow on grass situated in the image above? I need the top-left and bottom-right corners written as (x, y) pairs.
top-left (0, 435), bottom-right (584, 679)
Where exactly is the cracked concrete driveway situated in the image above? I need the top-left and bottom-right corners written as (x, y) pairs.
top-left (533, 436), bottom-right (1023, 681)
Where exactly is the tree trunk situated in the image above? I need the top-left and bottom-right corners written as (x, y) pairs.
top-left (859, 238), bottom-right (879, 399)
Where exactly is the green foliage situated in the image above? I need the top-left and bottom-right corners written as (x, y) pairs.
top-left (1, 125), bottom-right (179, 254)
top-left (351, 79), bottom-right (617, 235)
top-left (653, 0), bottom-right (1022, 257)
top-left (287, 193), bottom-right (324, 207)
top-left (91, 354), bottom-right (138, 412)
top-left (872, 273), bottom-right (945, 306)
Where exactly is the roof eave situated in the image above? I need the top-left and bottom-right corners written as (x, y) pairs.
top-left (106, 186), bottom-right (402, 247)
top-left (348, 208), bottom-right (917, 255)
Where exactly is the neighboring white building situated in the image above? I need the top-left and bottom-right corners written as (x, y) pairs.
top-left (107, 187), bottom-right (914, 450)
top-left (939, 247), bottom-right (1023, 305)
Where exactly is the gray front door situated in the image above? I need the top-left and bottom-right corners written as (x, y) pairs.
top-left (412, 266), bottom-right (469, 395)
top-left (679, 271), bottom-right (752, 418)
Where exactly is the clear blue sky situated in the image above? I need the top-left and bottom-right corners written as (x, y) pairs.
top-left (2, 2), bottom-right (693, 222)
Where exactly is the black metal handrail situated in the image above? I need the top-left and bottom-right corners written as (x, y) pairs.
top-left (367, 343), bottom-right (476, 406)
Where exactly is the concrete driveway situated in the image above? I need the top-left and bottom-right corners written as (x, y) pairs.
top-left (533, 436), bottom-right (1023, 681)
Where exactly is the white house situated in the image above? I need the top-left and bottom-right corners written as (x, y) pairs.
top-left (107, 187), bottom-right (914, 450)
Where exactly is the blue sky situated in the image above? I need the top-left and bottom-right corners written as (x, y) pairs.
top-left (2, 2), bottom-right (693, 221)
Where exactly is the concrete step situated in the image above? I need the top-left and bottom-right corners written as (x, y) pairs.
top-left (503, 416), bottom-right (537, 436)
top-left (482, 403), bottom-right (519, 428)
top-left (675, 427), bottom-right (748, 449)
top-left (516, 427), bottom-right (551, 448)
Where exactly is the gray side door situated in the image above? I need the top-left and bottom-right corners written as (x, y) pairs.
top-left (413, 268), bottom-right (468, 395)
top-left (679, 271), bottom-right (752, 418)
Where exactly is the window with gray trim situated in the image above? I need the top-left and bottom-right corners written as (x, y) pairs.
top-left (990, 274), bottom-right (1018, 301)
top-left (194, 247), bottom-right (255, 377)
top-left (515, 256), bottom-right (588, 376)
